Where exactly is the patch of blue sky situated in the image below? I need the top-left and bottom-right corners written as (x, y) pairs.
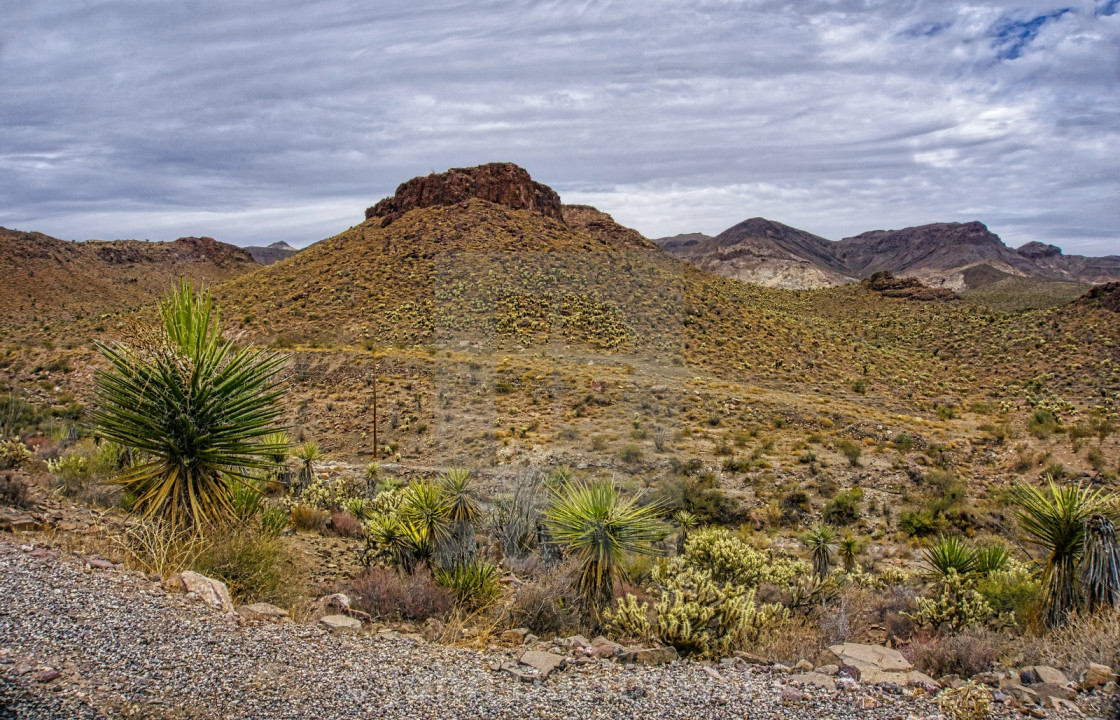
top-left (990, 8), bottom-right (1073, 60)
top-left (1097, 0), bottom-right (1119, 17)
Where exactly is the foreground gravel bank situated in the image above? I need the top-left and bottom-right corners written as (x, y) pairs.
top-left (2, 536), bottom-right (946, 720)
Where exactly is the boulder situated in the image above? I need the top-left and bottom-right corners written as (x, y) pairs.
top-left (829, 643), bottom-right (912, 673)
top-left (733, 651), bottom-right (771, 665)
top-left (175, 571), bottom-right (233, 613)
top-left (1081, 663), bottom-right (1115, 690)
top-left (236, 603), bottom-right (291, 623)
top-left (319, 614), bottom-right (362, 634)
top-left (518, 650), bottom-right (565, 679)
top-left (1021, 665), bottom-right (1069, 686)
top-left (1034, 682), bottom-right (1076, 701)
top-left (618, 646), bottom-right (678, 666)
top-left (814, 664), bottom-right (839, 676)
top-left (311, 593), bottom-right (372, 624)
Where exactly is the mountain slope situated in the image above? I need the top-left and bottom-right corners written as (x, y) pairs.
top-left (0, 228), bottom-right (258, 335)
top-left (658, 218), bottom-right (855, 289)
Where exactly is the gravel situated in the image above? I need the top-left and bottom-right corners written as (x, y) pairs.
top-left (0, 537), bottom-right (946, 720)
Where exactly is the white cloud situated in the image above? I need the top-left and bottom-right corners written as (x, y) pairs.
top-left (0, 1), bottom-right (1116, 255)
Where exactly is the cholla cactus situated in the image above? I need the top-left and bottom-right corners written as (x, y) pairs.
top-left (937, 680), bottom-right (994, 720)
top-left (604, 593), bottom-right (652, 640)
top-left (652, 558), bottom-right (788, 658)
top-left (682, 527), bottom-right (806, 588)
top-left (0, 438), bottom-right (32, 470)
top-left (905, 568), bottom-right (995, 631)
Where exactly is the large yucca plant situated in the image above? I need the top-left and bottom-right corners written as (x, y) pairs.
top-left (1011, 478), bottom-right (1106, 626)
top-left (543, 479), bottom-right (668, 608)
top-left (800, 523), bottom-right (837, 579)
top-left (923, 534), bottom-right (976, 579)
top-left (1082, 514), bottom-right (1120, 611)
top-left (439, 467), bottom-right (480, 567)
top-left (93, 280), bottom-right (287, 532)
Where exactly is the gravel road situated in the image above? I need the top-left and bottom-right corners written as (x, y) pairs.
top-left (0, 537), bottom-right (947, 720)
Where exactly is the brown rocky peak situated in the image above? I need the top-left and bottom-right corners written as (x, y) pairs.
top-left (863, 271), bottom-right (959, 301)
top-left (1017, 241), bottom-right (1063, 259)
top-left (365, 163), bottom-right (564, 226)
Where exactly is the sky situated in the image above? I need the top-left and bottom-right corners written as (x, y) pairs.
top-left (1, 1), bottom-right (1119, 255)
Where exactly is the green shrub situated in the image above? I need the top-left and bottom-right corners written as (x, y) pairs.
top-left (435, 561), bottom-right (500, 609)
top-left (0, 438), bottom-right (31, 470)
top-left (822, 487), bottom-right (863, 525)
top-left (838, 439), bottom-right (861, 467)
top-left (619, 444), bottom-right (643, 463)
top-left (192, 525), bottom-right (307, 607)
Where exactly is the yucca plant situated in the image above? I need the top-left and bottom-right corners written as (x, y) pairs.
top-left (923, 535), bottom-right (975, 579)
top-left (293, 441), bottom-right (323, 493)
top-left (800, 523), bottom-right (837, 579)
top-left (92, 280), bottom-right (287, 532)
top-left (838, 532), bottom-right (861, 572)
top-left (543, 479), bottom-right (668, 608)
top-left (259, 431), bottom-right (291, 487)
top-left (399, 481), bottom-right (452, 551)
top-left (1012, 478), bottom-right (1106, 626)
top-left (439, 468), bottom-right (480, 567)
top-left (972, 543), bottom-right (1011, 575)
top-left (673, 509), bottom-right (699, 554)
top-left (364, 513), bottom-right (412, 568)
top-left (1081, 514), bottom-right (1120, 611)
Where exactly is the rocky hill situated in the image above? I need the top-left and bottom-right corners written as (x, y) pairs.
top-left (0, 229), bottom-right (258, 335)
top-left (245, 241), bottom-right (299, 266)
top-left (658, 219), bottom-right (1120, 292)
top-left (656, 218), bottom-right (854, 289)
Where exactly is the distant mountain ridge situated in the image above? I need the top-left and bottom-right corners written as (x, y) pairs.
top-left (245, 241), bottom-right (299, 266)
top-left (657, 219), bottom-right (1120, 290)
top-left (0, 228), bottom-right (258, 332)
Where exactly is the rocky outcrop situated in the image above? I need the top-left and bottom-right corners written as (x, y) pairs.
top-left (169, 571), bottom-right (233, 613)
top-left (366, 163), bottom-right (564, 226)
top-left (562, 205), bottom-right (659, 251)
top-left (1076, 282), bottom-right (1120, 313)
top-left (863, 271), bottom-right (959, 301)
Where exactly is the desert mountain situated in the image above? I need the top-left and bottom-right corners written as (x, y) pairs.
top-left (659, 219), bottom-right (1120, 292)
top-left (246, 241), bottom-right (299, 266)
top-left (0, 228), bottom-right (257, 333)
top-left (656, 218), bottom-right (855, 289)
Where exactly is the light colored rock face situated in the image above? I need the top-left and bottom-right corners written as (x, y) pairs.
top-left (1082, 663), bottom-right (1115, 690)
top-left (518, 650), bottom-right (565, 679)
top-left (177, 571), bottom-right (233, 613)
top-left (237, 603), bottom-right (290, 623)
top-left (826, 643), bottom-right (936, 686)
top-left (619, 646), bottom-right (678, 666)
top-left (788, 672), bottom-right (836, 692)
top-left (1022, 665), bottom-right (1069, 686)
top-left (828, 643), bottom-right (912, 673)
top-left (319, 614), bottom-right (362, 634)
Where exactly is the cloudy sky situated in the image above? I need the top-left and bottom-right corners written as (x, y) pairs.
top-left (2, 1), bottom-right (1118, 255)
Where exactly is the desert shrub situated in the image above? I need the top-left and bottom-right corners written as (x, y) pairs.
top-left (937, 679), bottom-right (994, 720)
top-left (258, 503), bottom-right (290, 538)
top-left (329, 510), bottom-right (364, 538)
top-left (894, 434), bottom-right (914, 452)
top-left (290, 504), bottom-right (330, 532)
top-left (503, 563), bottom-right (585, 636)
top-left (191, 525), bottom-right (307, 607)
top-left (838, 439), bottom-right (861, 466)
top-left (347, 566), bottom-right (454, 622)
top-left (822, 487), bottom-right (863, 525)
top-left (0, 472), bottom-right (31, 508)
top-left (912, 632), bottom-right (995, 678)
top-left (116, 517), bottom-right (206, 577)
top-left (0, 438), bottom-right (31, 470)
top-left (619, 444), bottom-right (643, 463)
top-left (434, 560), bottom-right (499, 609)
top-left (780, 489), bottom-right (812, 526)
top-left (1029, 409), bottom-right (1059, 439)
top-left (900, 510), bottom-right (947, 537)
top-left (655, 473), bottom-right (734, 525)
top-left (974, 564), bottom-right (1039, 620)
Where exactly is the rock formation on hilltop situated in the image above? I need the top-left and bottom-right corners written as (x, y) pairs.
top-left (863, 271), bottom-right (959, 302)
top-left (366, 163), bottom-right (564, 227)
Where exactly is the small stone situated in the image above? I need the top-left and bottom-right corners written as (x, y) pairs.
top-left (237, 603), bottom-right (291, 623)
top-left (734, 651), bottom-right (771, 665)
top-left (855, 695), bottom-right (879, 710)
top-left (838, 664), bottom-right (861, 681)
top-left (815, 664), bottom-right (839, 676)
top-left (36, 669), bottom-right (60, 683)
top-left (793, 659), bottom-right (813, 672)
top-left (88, 558), bottom-right (115, 570)
top-left (177, 571), bottom-right (233, 613)
top-left (618, 646), bottom-right (678, 666)
top-left (780, 687), bottom-right (803, 703)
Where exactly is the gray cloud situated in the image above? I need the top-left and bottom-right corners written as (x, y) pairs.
top-left (1, 0), bottom-right (1117, 256)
